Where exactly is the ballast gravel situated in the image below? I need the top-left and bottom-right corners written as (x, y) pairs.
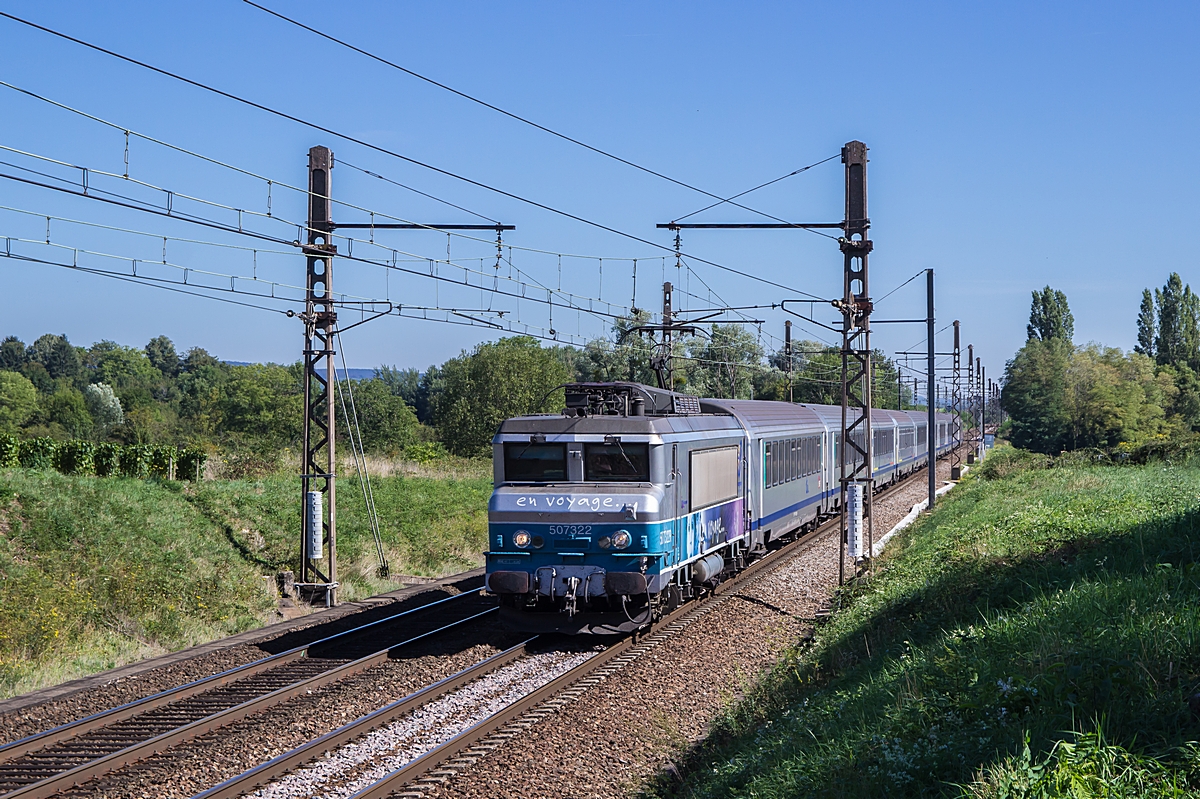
top-left (248, 649), bottom-right (597, 799)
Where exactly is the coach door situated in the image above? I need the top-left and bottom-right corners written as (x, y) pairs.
top-left (670, 443), bottom-right (685, 565)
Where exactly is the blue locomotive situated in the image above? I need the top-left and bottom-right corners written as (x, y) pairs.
top-left (485, 382), bottom-right (957, 634)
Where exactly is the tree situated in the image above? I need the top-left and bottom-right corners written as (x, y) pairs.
top-left (27, 333), bottom-right (83, 381)
top-left (339, 378), bottom-right (420, 453)
top-left (375, 365), bottom-right (420, 402)
top-left (178, 351), bottom-right (228, 437)
top-left (1135, 289), bottom-right (1156, 357)
top-left (1153, 273), bottom-right (1200, 370)
top-left (433, 337), bottom-right (570, 456)
top-left (145, 335), bottom-right (180, 378)
top-left (40, 386), bottom-right (93, 438)
top-left (685, 324), bottom-right (764, 399)
top-left (576, 312), bottom-right (660, 388)
top-left (84, 382), bottom-right (125, 438)
top-left (218, 364), bottom-right (302, 444)
top-left (18, 362), bottom-right (53, 394)
top-left (1027, 286), bottom-right (1074, 343)
top-left (1001, 338), bottom-right (1072, 454)
top-left (0, 336), bottom-right (27, 371)
top-left (85, 341), bottom-right (161, 410)
top-left (0, 371), bottom-right (38, 432)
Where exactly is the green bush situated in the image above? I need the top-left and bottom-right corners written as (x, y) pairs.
top-left (18, 437), bottom-right (57, 470)
top-left (55, 440), bottom-right (95, 476)
top-left (405, 441), bottom-right (447, 464)
top-left (0, 433), bottom-right (17, 468)
top-left (977, 448), bottom-right (1052, 481)
top-left (148, 445), bottom-right (177, 479)
top-left (177, 447), bottom-right (207, 481)
top-left (93, 443), bottom-right (120, 477)
top-left (118, 444), bottom-right (150, 478)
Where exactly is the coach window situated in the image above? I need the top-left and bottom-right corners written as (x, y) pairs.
top-left (504, 442), bottom-right (567, 482)
top-left (584, 442), bottom-right (651, 482)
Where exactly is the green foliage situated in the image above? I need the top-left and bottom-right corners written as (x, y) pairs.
top-left (148, 445), bottom-right (177, 478)
top-left (976, 447), bottom-right (1051, 480)
top-left (18, 362), bottom-right (53, 394)
top-left (1136, 288), bottom-right (1156, 358)
top-left (1027, 286), bottom-right (1074, 343)
top-left (118, 444), bottom-right (150, 478)
top-left (18, 437), bottom-right (57, 470)
top-left (176, 447), bottom-right (207, 481)
top-left (39, 385), bottom-right (93, 438)
top-left (1154, 273), bottom-right (1200, 371)
top-left (405, 441), bottom-right (447, 464)
top-left (0, 336), bottom-right (26, 371)
top-left (55, 440), bottom-right (95, 475)
top-left (0, 433), bottom-right (18, 468)
top-left (338, 377), bottom-right (420, 453)
top-left (83, 382), bottom-right (124, 437)
top-left (0, 371), bottom-right (39, 432)
top-left (967, 730), bottom-right (1200, 798)
top-left (433, 336), bottom-right (570, 456)
top-left (218, 363), bottom-right (302, 444)
top-left (652, 465), bottom-right (1200, 799)
top-left (85, 340), bottom-right (162, 411)
top-left (686, 324), bottom-right (765, 399)
top-left (28, 333), bottom-right (83, 381)
top-left (0, 470), bottom-right (277, 696)
top-left (94, 443), bottom-right (120, 477)
top-left (145, 335), bottom-right (180, 378)
top-left (1002, 339), bottom-right (1072, 453)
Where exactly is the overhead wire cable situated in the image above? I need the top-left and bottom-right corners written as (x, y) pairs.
top-left (670, 154), bottom-right (842, 225)
top-left (243, 0), bottom-right (816, 226)
top-left (0, 166), bottom-right (632, 321)
top-left (0, 84), bottom-right (665, 266)
top-left (0, 12), bottom-right (828, 299)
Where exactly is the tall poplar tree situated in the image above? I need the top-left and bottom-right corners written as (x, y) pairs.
top-left (1154, 273), bottom-right (1200, 369)
top-left (1027, 286), bottom-right (1074, 343)
top-left (1135, 289), bottom-right (1155, 357)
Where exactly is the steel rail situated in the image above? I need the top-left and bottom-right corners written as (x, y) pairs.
top-left (0, 604), bottom-right (497, 799)
top-left (192, 638), bottom-right (539, 799)
top-left (344, 466), bottom-right (939, 799)
top-left (0, 590), bottom-right (480, 766)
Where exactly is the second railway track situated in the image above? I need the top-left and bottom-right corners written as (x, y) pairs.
top-left (0, 589), bottom-right (499, 799)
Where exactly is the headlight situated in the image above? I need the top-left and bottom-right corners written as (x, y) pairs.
top-left (512, 530), bottom-right (532, 549)
top-left (597, 535), bottom-right (612, 550)
top-left (611, 530), bottom-right (632, 550)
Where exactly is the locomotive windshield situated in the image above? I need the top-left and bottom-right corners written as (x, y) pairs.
top-left (504, 442), bottom-right (567, 482)
top-left (584, 443), bottom-right (650, 482)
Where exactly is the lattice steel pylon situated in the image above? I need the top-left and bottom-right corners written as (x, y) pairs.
top-left (837, 141), bottom-right (874, 584)
top-left (950, 321), bottom-right (963, 480)
top-left (299, 145), bottom-right (338, 604)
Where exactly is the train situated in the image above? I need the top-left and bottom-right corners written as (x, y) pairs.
top-left (484, 381), bottom-right (959, 635)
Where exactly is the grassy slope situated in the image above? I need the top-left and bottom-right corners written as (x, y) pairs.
top-left (651, 458), bottom-right (1200, 798)
top-left (0, 462), bottom-right (491, 699)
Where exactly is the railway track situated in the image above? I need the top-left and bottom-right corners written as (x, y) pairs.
top-left (193, 466), bottom-right (936, 799)
top-left (0, 589), bottom-right (497, 799)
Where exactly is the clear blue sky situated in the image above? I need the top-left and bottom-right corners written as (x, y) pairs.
top-left (1, 1), bottom-right (1195, 384)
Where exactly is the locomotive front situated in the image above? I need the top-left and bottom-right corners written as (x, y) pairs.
top-left (485, 384), bottom-right (682, 634)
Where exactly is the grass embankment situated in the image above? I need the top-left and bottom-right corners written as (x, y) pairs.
top-left (0, 460), bottom-right (490, 699)
top-left (652, 452), bottom-right (1200, 798)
